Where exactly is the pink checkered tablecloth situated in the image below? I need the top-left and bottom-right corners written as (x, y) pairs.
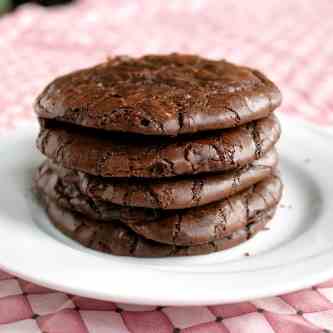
top-left (0, 0), bottom-right (333, 332)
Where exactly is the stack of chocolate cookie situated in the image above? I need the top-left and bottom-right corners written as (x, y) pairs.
top-left (34, 54), bottom-right (282, 257)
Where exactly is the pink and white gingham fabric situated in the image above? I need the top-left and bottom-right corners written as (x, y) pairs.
top-left (0, 0), bottom-right (333, 331)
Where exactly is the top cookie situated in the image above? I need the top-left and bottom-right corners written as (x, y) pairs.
top-left (34, 54), bottom-right (281, 136)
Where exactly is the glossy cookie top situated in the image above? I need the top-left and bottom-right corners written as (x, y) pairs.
top-left (129, 176), bottom-right (282, 246)
top-left (37, 115), bottom-right (280, 178)
top-left (41, 193), bottom-right (277, 257)
top-left (35, 54), bottom-right (281, 136)
top-left (34, 160), bottom-right (282, 247)
top-left (44, 149), bottom-right (277, 209)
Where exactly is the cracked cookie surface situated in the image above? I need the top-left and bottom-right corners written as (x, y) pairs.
top-left (37, 115), bottom-right (280, 178)
top-left (34, 162), bottom-right (282, 246)
top-left (40, 149), bottom-right (277, 209)
top-left (39, 191), bottom-right (277, 257)
top-left (34, 54), bottom-right (281, 136)
top-left (129, 176), bottom-right (282, 246)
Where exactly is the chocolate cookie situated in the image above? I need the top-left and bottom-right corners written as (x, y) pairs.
top-left (37, 115), bottom-right (280, 178)
top-left (34, 54), bottom-right (281, 136)
top-left (130, 176), bottom-right (282, 245)
top-left (34, 161), bottom-right (281, 245)
top-left (42, 193), bottom-right (276, 257)
top-left (34, 161), bottom-right (160, 224)
top-left (46, 148), bottom-right (277, 209)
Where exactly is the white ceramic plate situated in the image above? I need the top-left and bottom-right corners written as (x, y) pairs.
top-left (0, 114), bottom-right (332, 306)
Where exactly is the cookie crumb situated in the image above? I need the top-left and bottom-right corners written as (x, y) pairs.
top-left (244, 252), bottom-right (250, 256)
